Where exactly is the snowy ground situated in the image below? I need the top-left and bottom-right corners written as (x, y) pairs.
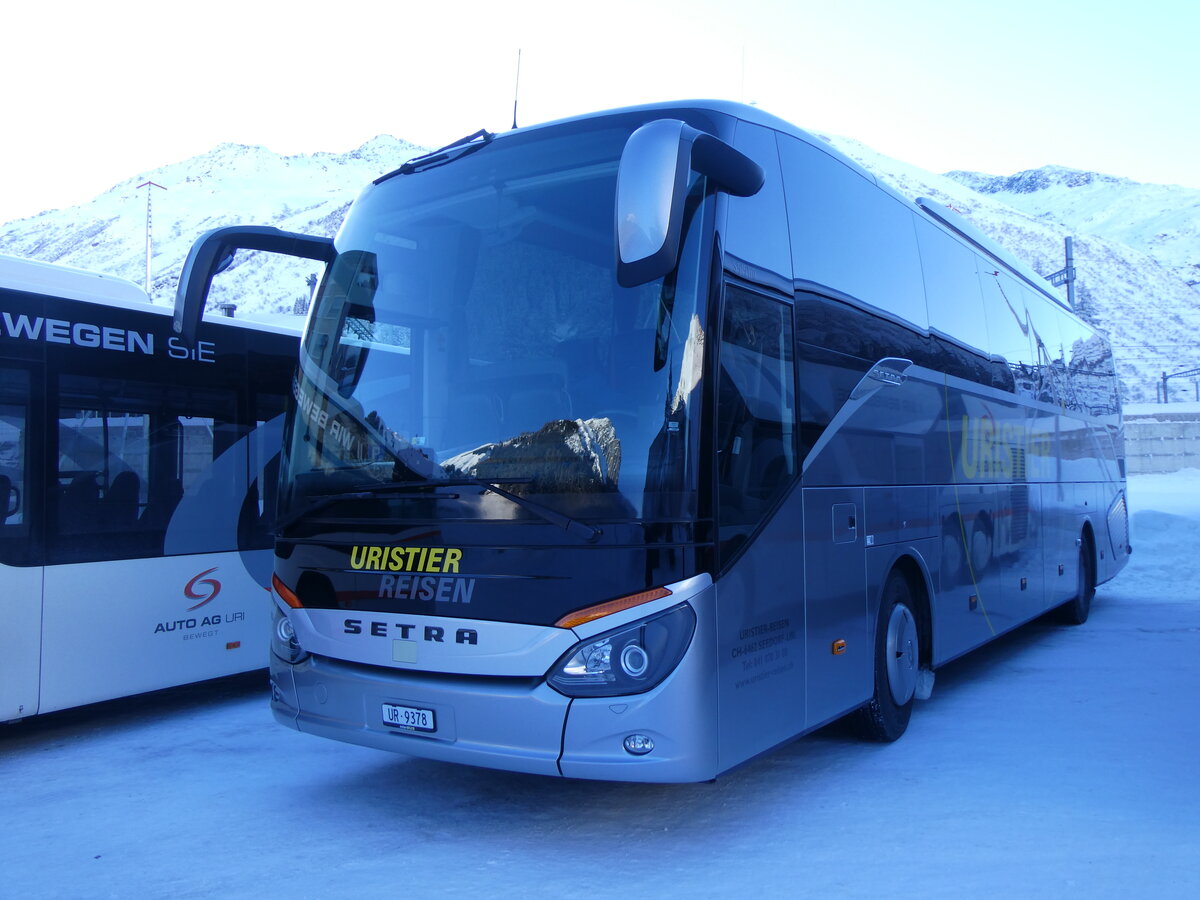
top-left (2, 472), bottom-right (1198, 899)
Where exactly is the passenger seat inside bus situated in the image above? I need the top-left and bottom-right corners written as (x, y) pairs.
top-left (103, 470), bottom-right (141, 530)
top-left (59, 472), bottom-right (100, 535)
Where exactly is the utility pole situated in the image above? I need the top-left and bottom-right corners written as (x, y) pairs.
top-left (1047, 236), bottom-right (1077, 310)
top-left (136, 181), bottom-right (167, 296)
top-left (1161, 366), bottom-right (1200, 403)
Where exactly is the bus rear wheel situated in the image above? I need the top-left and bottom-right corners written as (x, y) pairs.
top-left (1055, 535), bottom-right (1095, 626)
top-left (852, 571), bottom-right (920, 742)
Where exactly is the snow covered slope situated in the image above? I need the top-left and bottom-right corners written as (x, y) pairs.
top-left (945, 165), bottom-right (1200, 286)
top-left (1, 127), bottom-right (1197, 401)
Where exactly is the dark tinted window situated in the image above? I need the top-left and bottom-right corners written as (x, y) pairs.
top-left (716, 286), bottom-right (797, 564)
top-left (915, 217), bottom-right (987, 354)
top-left (726, 122), bottom-right (791, 289)
top-left (780, 136), bottom-right (926, 329)
top-left (979, 266), bottom-right (1034, 393)
top-left (1026, 293), bottom-right (1068, 406)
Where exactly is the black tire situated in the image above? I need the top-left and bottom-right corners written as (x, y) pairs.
top-left (852, 570), bottom-right (920, 742)
top-left (1055, 535), bottom-right (1095, 626)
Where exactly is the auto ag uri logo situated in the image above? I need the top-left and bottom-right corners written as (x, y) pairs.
top-left (184, 567), bottom-right (222, 611)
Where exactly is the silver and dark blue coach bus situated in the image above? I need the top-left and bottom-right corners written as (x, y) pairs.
top-left (174, 101), bottom-right (1129, 782)
top-left (1, 254), bottom-right (299, 720)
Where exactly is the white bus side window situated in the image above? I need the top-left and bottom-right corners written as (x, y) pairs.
top-left (0, 368), bottom-right (31, 562)
top-left (51, 376), bottom-right (238, 563)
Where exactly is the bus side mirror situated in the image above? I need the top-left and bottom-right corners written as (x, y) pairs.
top-left (173, 226), bottom-right (336, 346)
top-left (615, 119), bottom-right (764, 288)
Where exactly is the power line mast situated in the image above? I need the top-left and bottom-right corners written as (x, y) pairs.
top-left (1047, 235), bottom-right (1077, 310)
top-left (1161, 366), bottom-right (1200, 403)
top-left (136, 181), bottom-right (167, 297)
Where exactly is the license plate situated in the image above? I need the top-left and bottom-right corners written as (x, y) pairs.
top-left (382, 702), bottom-right (436, 733)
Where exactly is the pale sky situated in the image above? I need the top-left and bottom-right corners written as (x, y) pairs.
top-left (2, 0), bottom-right (1196, 223)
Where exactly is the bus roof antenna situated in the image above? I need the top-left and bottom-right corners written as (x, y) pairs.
top-left (512, 49), bottom-right (522, 130)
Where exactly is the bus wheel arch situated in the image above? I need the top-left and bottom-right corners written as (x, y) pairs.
top-left (852, 559), bottom-right (931, 742)
top-left (892, 554), bottom-right (934, 672)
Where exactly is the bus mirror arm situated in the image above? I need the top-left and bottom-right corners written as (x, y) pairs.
top-left (616, 120), bottom-right (764, 288)
top-left (689, 132), bottom-right (765, 198)
top-left (173, 225), bottom-right (335, 346)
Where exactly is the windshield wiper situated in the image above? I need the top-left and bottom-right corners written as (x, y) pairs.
top-left (278, 476), bottom-right (603, 543)
top-left (443, 477), bottom-right (603, 544)
top-left (376, 129), bottom-right (495, 183)
top-left (274, 478), bottom-right (458, 533)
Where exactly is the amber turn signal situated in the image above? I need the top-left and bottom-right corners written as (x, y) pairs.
top-left (272, 573), bottom-right (304, 608)
top-left (554, 587), bottom-right (672, 629)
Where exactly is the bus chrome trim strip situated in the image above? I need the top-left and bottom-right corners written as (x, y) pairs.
top-left (291, 608), bottom-right (578, 677)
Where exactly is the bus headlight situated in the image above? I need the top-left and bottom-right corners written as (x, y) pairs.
top-left (271, 605), bottom-right (310, 665)
top-left (548, 603), bottom-right (695, 698)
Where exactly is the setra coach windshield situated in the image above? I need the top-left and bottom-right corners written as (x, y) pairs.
top-left (278, 114), bottom-right (719, 628)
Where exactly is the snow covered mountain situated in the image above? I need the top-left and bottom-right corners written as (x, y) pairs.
top-left (0, 135), bottom-right (428, 316)
top-left (944, 165), bottom-right (1200, 287)
top-left (1, 130), bottom-right (1197, 401)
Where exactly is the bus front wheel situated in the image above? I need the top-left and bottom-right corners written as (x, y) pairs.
top-left (852, 571), bottom-right (919, 742)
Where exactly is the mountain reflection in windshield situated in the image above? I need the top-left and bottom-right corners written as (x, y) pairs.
top-left (443, 416), bottom-right (621, 496)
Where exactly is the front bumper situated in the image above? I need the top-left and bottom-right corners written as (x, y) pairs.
top-left (270, 580), bottom-right (719, 782)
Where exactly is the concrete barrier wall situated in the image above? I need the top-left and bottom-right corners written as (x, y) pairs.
top-left (1124, 412), bottom-right (1200, 474)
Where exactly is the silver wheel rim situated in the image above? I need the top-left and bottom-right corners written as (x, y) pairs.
top-left (886, 602), bottom-right (918, 706)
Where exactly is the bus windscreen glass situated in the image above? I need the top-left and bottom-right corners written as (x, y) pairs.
top-left (285, 124), bottom-right (711, 530)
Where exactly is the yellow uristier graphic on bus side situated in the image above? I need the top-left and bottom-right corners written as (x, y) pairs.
top-left (959, 413), bottom-right (1053, 481)
top-left (350, 545), bottom-right (475, 603)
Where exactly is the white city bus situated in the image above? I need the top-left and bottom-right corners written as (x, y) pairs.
top-left (0, 255), bottom-right (300, 720)
top-left (175, 101), bottom-right (1130, 782)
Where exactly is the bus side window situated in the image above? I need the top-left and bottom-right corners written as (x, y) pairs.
top-left (978, 267), bottom-right (1033, 395)
top-left (50, 376), bottom-right (239, 563)
top-left (779, 135), bottom-right (926, 331)
top-left (716, 286), bottom-right (797, 564)
top-left (0, 367), bottom-right (32, 566)
top-left (54, 400), bottom-right (151, 560)
top-left (914, 217), bottom-right (987, 357)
